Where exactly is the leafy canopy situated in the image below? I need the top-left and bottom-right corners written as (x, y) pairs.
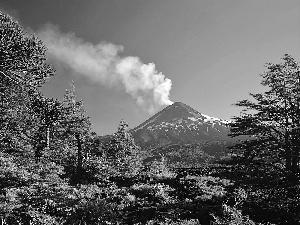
top-left (230, 54), bottom-right (300, 178)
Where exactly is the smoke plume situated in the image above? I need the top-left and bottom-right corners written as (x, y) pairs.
top-left (37, 24), bottom-right (173, 114)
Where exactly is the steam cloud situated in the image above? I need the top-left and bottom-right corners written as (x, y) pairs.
top-left (37, 24), bottom-right (173, 114)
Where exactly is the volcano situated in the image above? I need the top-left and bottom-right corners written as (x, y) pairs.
top-left (131, 102), bottom-right (231, 148)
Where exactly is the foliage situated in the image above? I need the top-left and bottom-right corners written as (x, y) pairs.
top-left (59, 81), bottom-right (91, 138)
top-left (139, 218), bottom-right (201, 225)
top-left (211, 203), bottom-right (256, 225)
top-left (211, 188), bottom-right (255, 225)
top-left (131, 182), bottom-right (177, 205)
top-left (212, 159), bottom-right (300, 224)
top-left (50, 82), bottom-right (93, 180)
top-left (0, 155), bottom-right (68, 224)
top-left (63, 184), bottom-right (121, 224)
top-left (2, 12), bottom-right (300, 224)
top-left (147, 156), bottom-right (177, 180)
top-left (185, 175), bottom-right (233, 201)
top-left (230, 54), bottom-right (300, 179)
top-left (0, 11), bottom-right (54, 86)
top-left (105, 120), bottom-right (143, 178)
top-left (0, 153), bottom-right (32, 188)
top-left (30, 95), bottom-right (63, 162)
top-left (152, 142), bottom-right (227, 168)
top-left (83, 154), bottom-right (112, 183)
top-left (0, 11), bottom-right (55, 153)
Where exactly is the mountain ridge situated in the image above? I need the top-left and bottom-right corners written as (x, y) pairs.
top-left (130, 102), bottom-right (232, 148)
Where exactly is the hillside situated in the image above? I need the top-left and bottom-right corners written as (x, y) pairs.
top-left (131, 102), bottom-right (232, 148)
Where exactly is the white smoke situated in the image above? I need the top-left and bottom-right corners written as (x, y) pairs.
top-left (37, 24), bottom-right (173, 114)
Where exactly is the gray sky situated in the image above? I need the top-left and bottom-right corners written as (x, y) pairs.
top-left (1, 0), bottom-right (300, 135)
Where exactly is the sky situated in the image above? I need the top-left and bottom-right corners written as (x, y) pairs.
top-left (1, 0), bottom-right (300, 135)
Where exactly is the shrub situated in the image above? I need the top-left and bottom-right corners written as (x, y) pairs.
top-left (147, 156), bottom-right (176, 180)
top-left (211, 204), bottom-right (256, 225)
top-left (140, 218), bottom-right (201, 225)
top-left (131, 183), bottom-right (176, 204)
top-left (184, 175), bottom-right (233, 201)
top-left (211, 188), bottom-right (257, 225)
top-left (83, 155), bottom-right (112, 184)
top-left (0, 154), bottom-right (32, 188)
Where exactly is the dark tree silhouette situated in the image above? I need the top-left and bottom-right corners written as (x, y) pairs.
top-left (230, 54), bottom-right (300, 181)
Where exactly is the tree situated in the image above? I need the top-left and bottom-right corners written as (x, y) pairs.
top-left (230, 54), bottom-right (300, 181)
top-left (105, 120), bottom-right (143, 178)
top-left (59, 82), bottom-right (92, 177)
top-left (0, 11), bottom-right (55, 153)
top-left (0, 82), bottom-right (36, 152)
top-left (31, 95), bottom-right (62, 162)
top-left (0, 11), bottom-right (54, 87)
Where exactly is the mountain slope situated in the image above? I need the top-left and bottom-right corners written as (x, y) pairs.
top-left (131, 102), bottom-right (231, 148)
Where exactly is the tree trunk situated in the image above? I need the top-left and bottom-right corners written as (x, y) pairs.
top-left (291, 86), bottom-right (300, 181)
top-left (75, 133), bottom-right (83, 176)
top-left (35, 141), bottom-right (43, 163)
top-left (285, 132), bottom-right (292, 173)
top-left (291, 146), bottom-right (299, 178)
top-left (46, 126), bottom-right (50, 149)
top-left (284, 97), bottom-right (292, 177)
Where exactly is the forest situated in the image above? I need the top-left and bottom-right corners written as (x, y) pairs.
top-left (1, 11), bottom-right (300, 225)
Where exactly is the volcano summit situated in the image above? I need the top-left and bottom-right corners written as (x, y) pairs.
top-left (131, 102), bottom-right (231, 148)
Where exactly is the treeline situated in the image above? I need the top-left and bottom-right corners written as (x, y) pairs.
top-left (0, 11), bottom-right (147, 223)
top-left (0, 10), bottom-right (95, 182)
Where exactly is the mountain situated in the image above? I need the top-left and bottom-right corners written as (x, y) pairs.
top-left (130, 102), bottom-right (232, 149)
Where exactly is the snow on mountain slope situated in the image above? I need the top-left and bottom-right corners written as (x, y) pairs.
top-left (131, 102), bottom-right (232, 148)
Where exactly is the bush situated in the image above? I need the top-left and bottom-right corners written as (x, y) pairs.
top-left (0, 154), bottom-right (32, 188)
top-left (183, 175), bottom-right (233, 201)
top-left (211, 188), bottom-right (256, 225)
top-left (83, 155), bottom-right (112, 183)
top-left (147, 157), bottom-right (176, 180)
top-left (211, 204), bottom-right (255, 225)
top-left (139, 218), bottom-right (201, 225)
top-left (131, 183), bottom-right (176, 204)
